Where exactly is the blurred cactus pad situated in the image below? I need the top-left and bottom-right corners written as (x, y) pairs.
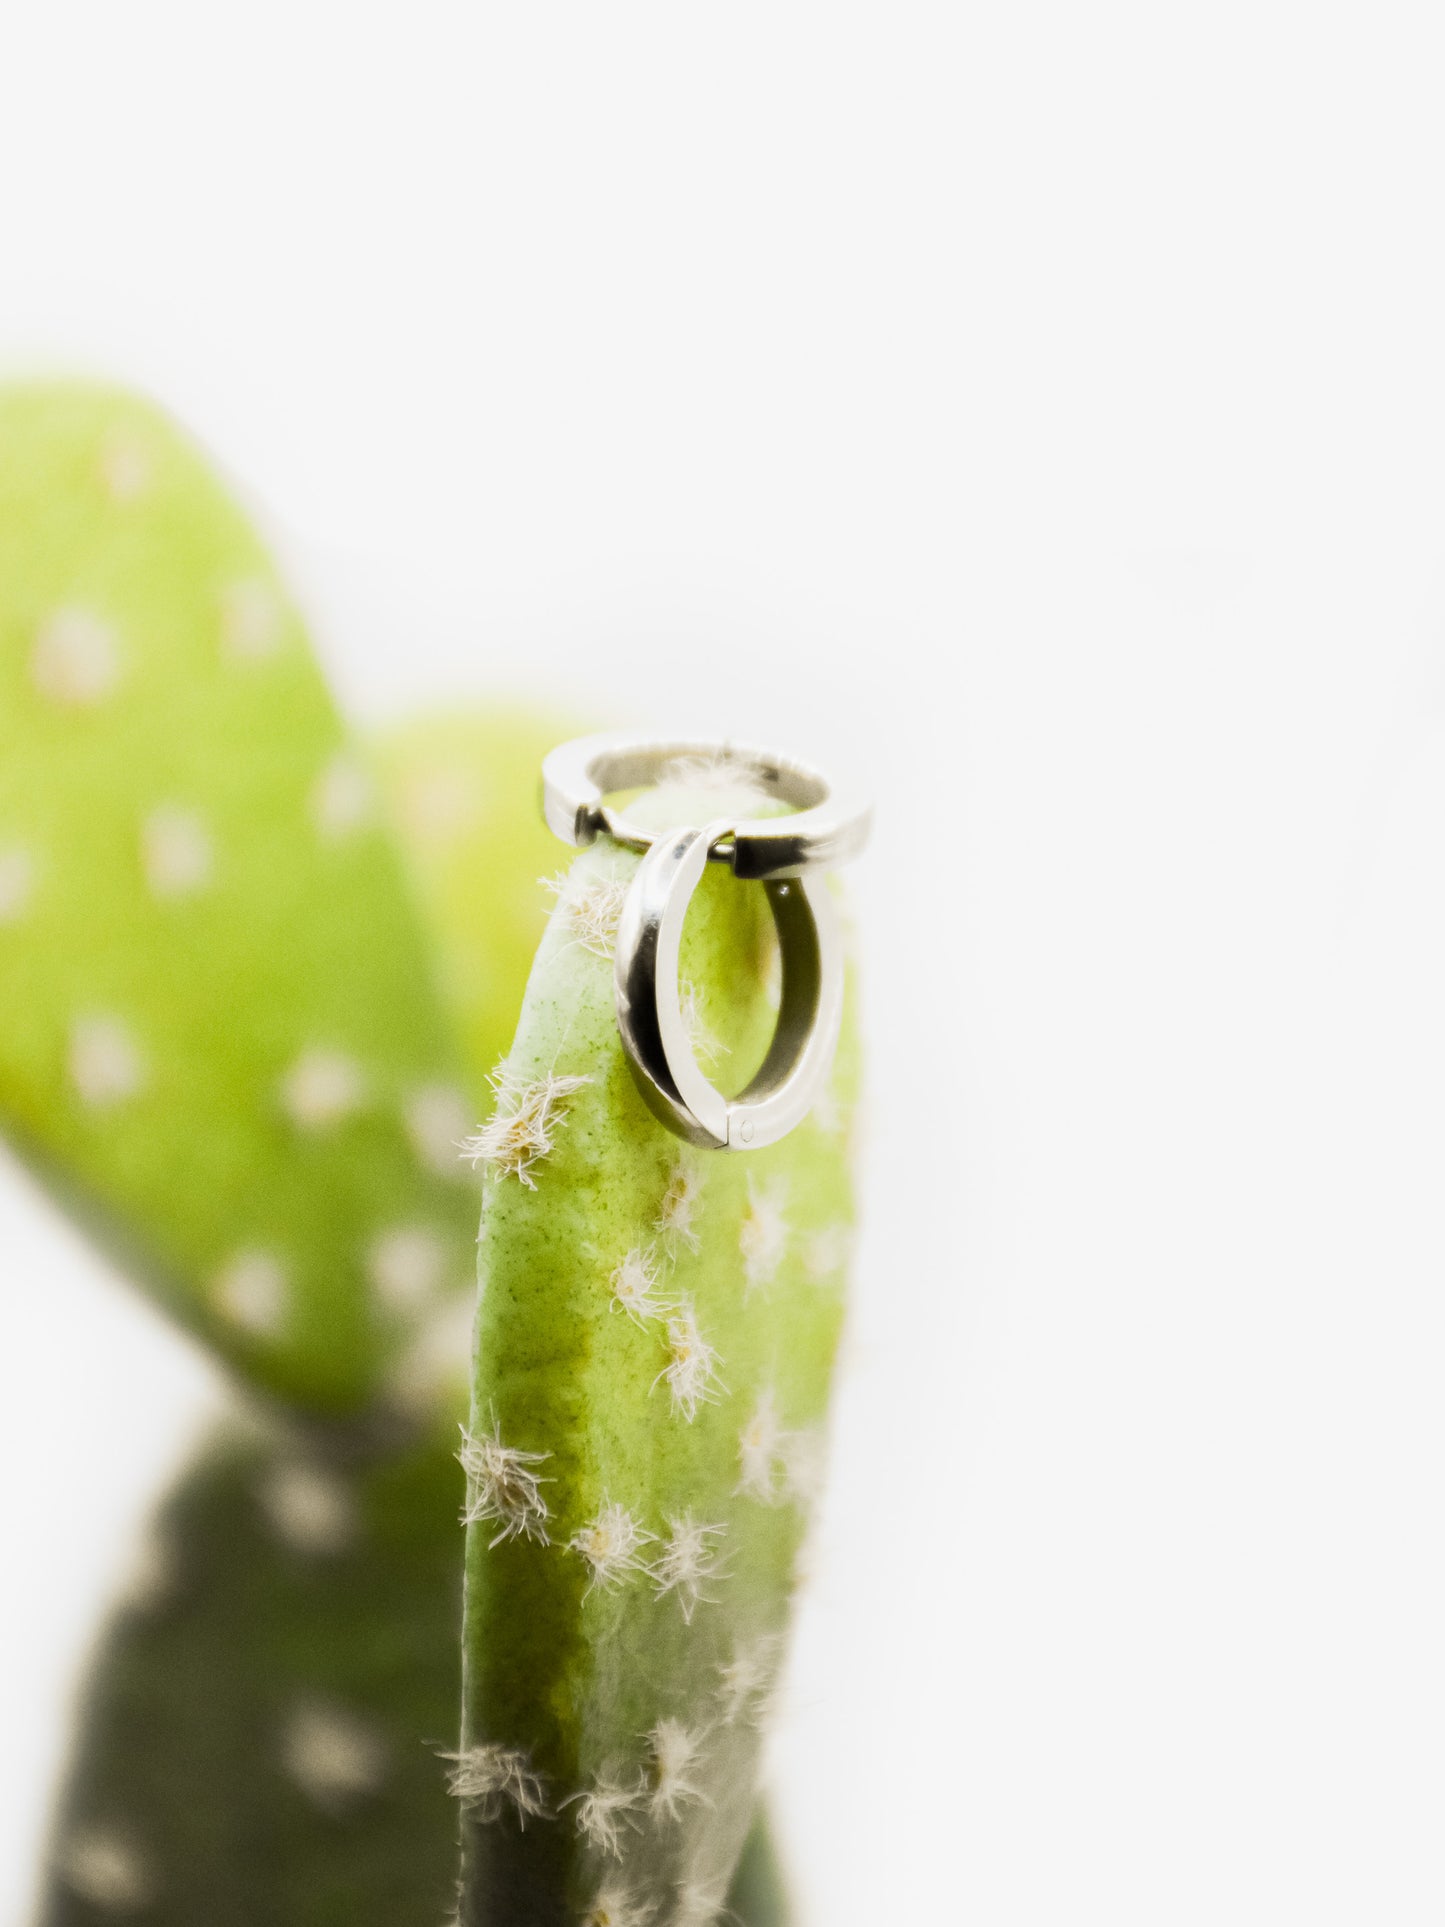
top-left (0, 383), bottom-right (860, 1925)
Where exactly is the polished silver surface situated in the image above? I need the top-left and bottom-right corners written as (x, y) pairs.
top-left (613, 818), bottom-right (845, 1150)
top-left (542, 729), bottom-right (872, 880)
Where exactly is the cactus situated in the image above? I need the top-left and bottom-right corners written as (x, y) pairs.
top-left (4, 382), bottom-right (855, 1925)
top-left (0, 382), bottom-right (481, 1420)
top-left (457, 777), bottom-right (859, 1926)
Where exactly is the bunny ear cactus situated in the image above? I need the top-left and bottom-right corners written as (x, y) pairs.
top-left (457, 776), bottom-right (860, 1927)
top-left (0, 383), bottom-right (481, 1419)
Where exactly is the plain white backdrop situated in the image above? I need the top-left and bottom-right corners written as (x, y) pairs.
top-left (4, 3), bottom-right (1445, 1921)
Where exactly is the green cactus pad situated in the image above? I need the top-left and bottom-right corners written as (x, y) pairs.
top-left (0, 384), bottom-right (481, 1416)
top-left (371, 709), bottom-right (578, 1089)
top-left (457, 776), bottom-right (859, 1926)
top-left (37, 1420), bottom-right (791, 1927)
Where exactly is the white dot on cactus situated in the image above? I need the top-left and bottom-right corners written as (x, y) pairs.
top-left (802, 1222), bottom-right (852, 1283)
top-left (280, 1047), bottom-right (367, 1130)
top-left (311, 752), bottom-right (375, 842)
top-left (259, 1460), bottom-right (358, 1557)
top-left (56, 1824), bottom-right (155, 1910)
top-left (141, 804), bottom-right (213, 900)
top-left (114, 1526), bottom-right (178, 1615)
top-left (69, 1015), bottom-right (145, 1108)
top-left (739, 1176), bottom-right (789, 1295)
top-left (736, 1386), bottom-right (785, 1502)
top-left (367, 1224), bottom-right (448, 1309)
top-left (219, 577), bottom-right (285, 664)
top-left (213, 1249), bottom-right (288, 1335)
top-left (98, 433), bottom-right (152, 503)
top-left (387, 1292), bottom-right (475, 1415)
top-left (281, 1700), bottom-right (388, 1811)
top-left (32, 607), bottom-right (122, 706)
top-left (0, 846), bottom-right (36, 925)
top-left (404, 1082), bottom-right (474, 1180)
top-left (396, 765), bottom-right (479, 846)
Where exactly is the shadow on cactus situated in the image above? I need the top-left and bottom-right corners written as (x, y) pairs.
top-left (0, 385), bottom-right (858, 1926)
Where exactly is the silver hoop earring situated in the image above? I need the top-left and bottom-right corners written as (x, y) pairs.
top-left (541, 733), bottom-right (871, 1150)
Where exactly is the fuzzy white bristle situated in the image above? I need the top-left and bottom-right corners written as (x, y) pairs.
top-left (655, 1300), bottom-right (725, 1421)
top-left (569, 1501), bottom-right (654, 1595)
top-left (560, 1772), bottom-right (643, 1859)
top-left (655, 1159), bottom-right (703, 1255)
top-left (715, 1634), bottom-right (782, 1728)
top-left (609, 1244), bottom-right (669, 1327)
top-left (445, 1741), bottom-right (550, 1825)
top-left (543, 869), bottom-right (629, 959)
top-left (462, 1067), bottom-right (591, 1187)
top-left (457, 1421), bottom-right (552, 1546)
top-left (646, 1718), bottom-right (709, 1821)
top-left (650, 1514), bottom-right (727, 1623)
top-left (740, 1177), bottom-right (789, 1295)
top-left (736, 1388), bottom-right (785, 1502)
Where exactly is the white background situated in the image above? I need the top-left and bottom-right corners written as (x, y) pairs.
top-left (3, 4), bottom-right (1445, 1922)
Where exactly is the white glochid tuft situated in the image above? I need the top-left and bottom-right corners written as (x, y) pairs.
top-left (560, 1772), bottom-right (643, 1859)
top-left (445, 1741), bottom-right (550, 1826)
top-left (543, 869), bottom-right (629, 959)
top-left (609, 1244), bottom-right (669, 1327)
top-left (458, 1422), bottom-right (552, 1547)
top-left (646, 1719), bottom-right (709, 1822)
top-left (655, 1159), bottom-right (703, 1255)
top-left (736, 1388), bottom-right (785, 1502)
top-left (739, 1176), bottom-right (789, 1295)
top-left (462, 1067), bottom-right (591, 1188)
top-left (568, 1501), bottom-right (654, 1595)
top-left (655, 1299), bottom-right (725, 1421)
top-left (650, 1514), bottom-right (727, 1623)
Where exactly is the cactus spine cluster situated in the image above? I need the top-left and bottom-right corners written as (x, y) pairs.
top-left (0, 384), bottom-right (858, 1926)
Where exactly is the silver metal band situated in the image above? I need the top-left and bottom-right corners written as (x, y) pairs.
top-left (541, 730), bottom-right (872, 881)
top-left (613, 819), bottom-right (845, 1150)
top-left (541, 732), bottom-right (868, 1149)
